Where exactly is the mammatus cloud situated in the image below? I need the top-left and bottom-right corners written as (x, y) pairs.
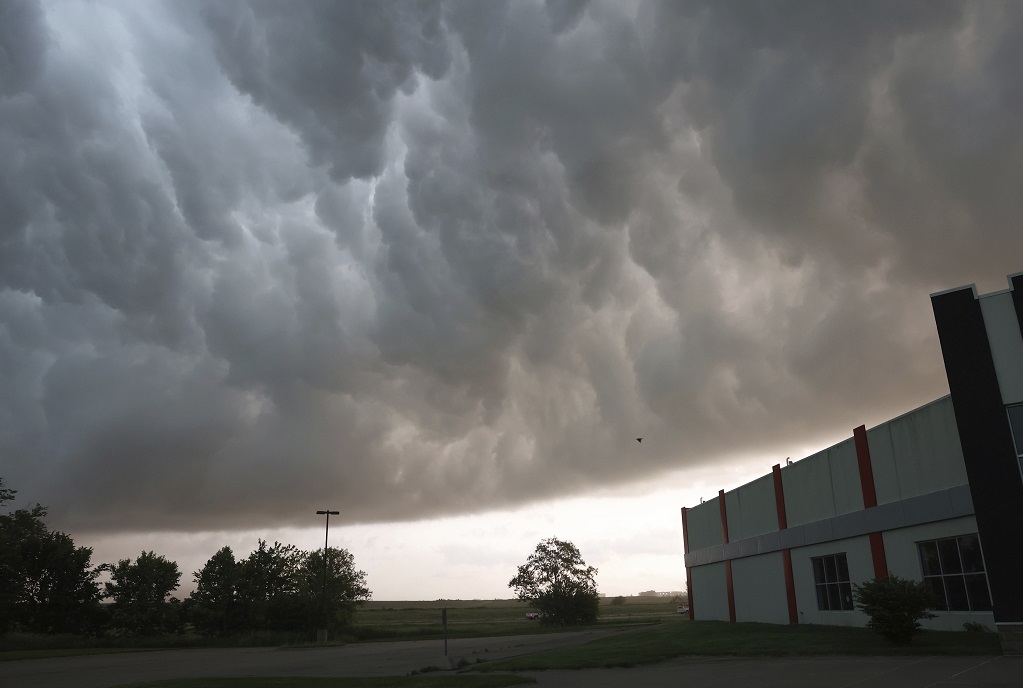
top-left (2, 0), bottom-right (1021, 534)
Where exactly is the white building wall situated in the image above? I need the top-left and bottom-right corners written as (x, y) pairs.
top-left (691, 561), bottom-right (730, 621)
top-left (882, 516), bottom-right (996, 631)
top-left (732, 551), bottom-right (789, 624)
top-left (790, 535), bottom-right (872, 627)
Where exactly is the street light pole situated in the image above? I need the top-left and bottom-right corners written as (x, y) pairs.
top-left (315, 509), bottom-right (339, 642)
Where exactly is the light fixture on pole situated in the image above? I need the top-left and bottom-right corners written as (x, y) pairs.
top-left (315, 509), bottom-right (339, 642)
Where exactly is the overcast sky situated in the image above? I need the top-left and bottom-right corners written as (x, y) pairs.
top-left (3, 0), bottom-right (1022, 599)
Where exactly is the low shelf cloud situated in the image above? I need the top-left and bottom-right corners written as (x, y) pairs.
top-left (2, 0), bottom-right (1021, 537)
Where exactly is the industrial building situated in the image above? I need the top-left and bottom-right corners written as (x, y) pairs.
top-left (681, 272), bottom-right (1023, 654)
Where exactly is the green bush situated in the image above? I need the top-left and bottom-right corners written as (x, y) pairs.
top-left (852, 575), bottom-right (936, 645)
top-left (963, 621), bottom-right (993, 633)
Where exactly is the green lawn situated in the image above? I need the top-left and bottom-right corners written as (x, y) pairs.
top-left (112, 677), bottom-right (533, 688)
top-left (477, 619), bottom-right (1003, 671)
top-left (0, 598), bottom-right (681, 660)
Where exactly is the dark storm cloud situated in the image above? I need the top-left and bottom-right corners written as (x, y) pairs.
top-left (2, 0), bottom-right (1021, 534)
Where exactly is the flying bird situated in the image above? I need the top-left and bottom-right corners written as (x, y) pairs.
top-left (636, 438), bottom-right (643, 443)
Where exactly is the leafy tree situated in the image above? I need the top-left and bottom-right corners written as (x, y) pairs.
top-left (15, 528), bottom-right (104, 634)
top-left (0, 480), bottom-right (103, 635)
top-left (509, 537), bottom-right (599, 626)
top-left (237, 540), bottom-right (305, 631)
top-left (853, 575), bottom-right (937, 645)
top-left (189, 546), bottom-right (243, 636)
top-left (104, 551), bottom-right (181, 635)
top-left (299, 546), bottom-right (371, 631)
top-left (0, 477), bottom-right (14, 506)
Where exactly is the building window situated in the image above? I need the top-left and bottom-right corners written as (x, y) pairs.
top-left (811, 553), bottom-right (853, 611)
top-left (917, 534), bottom-right (992, 612)
top-left (1008, 405), bottom-right (1023, 479)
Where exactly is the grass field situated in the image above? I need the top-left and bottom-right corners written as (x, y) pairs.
top-left (7, 597), bottom-right (999, 671)
top-left (348, 597), bottom-right (679, 641)
top-left (0, 597), bottom-right (680, 659)
top-left (477, 619), bottom-right (1003, 671)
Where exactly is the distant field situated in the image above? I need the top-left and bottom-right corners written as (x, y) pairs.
top-left (346, 597), bottom-right (683, 641)
top-left (360, 596), bottom-right (681, 611)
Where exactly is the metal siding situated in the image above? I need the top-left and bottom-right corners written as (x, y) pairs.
top-left (866, 422), bottom-right (902, 506)
top-left (887, 397), bottom-right (968, 498)
top-left (686, 498), bottom-right (725, 551)
top-left (829, 438), bottom-right (864, 516)
top-left (732, 552), bottom-right (790, 624)
top-left (732, 474), bottom-right (779, 541)
top-left (832, 510), bottom-right (867, 541)
top-left (980, 293), bottom-right (1023, 405)
top-left (691, 562), bottom-right (730, 621)
top-left (782, 447), bottom-right (837, 527)
top-left (686, 485), bottom-right (975, 568)
top-left (725, 490), bottom-right (742, 544)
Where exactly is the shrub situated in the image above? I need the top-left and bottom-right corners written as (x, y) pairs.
top-left (852, 575), bottom-right (936, 645)
top-left (963, 621), bottom-right (992, 633)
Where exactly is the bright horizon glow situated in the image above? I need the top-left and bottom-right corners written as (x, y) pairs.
top-left (81, 456), bottom-right (799, 601)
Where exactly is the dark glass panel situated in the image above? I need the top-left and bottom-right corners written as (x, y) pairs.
top-left (958, 535), bottom-right (985, 573)
top-left (839, 582), bottom-right (853, 610)
top-left (827, 583), bottom-right (841, 611)
top-left (919, 542), bottom-right (941, 576)
top-left (813, 558), bottom-right (826, 585)
top-left (1008, 405), bottom-right (1023, 456)
top-left (836, 554), bottom-right (850, 583)
top-left (939, 539), bottom-right (963, 574)
top-left (965, 574), bottom-right (992, 611)
top-left (945, 575), bottom-right (969, 611)
top-left (824, 556), bottom-right (838, 583)
top-left (925, 577), bottom-right (948, 611)
top-left (816, 584), bottom-right (829, 611)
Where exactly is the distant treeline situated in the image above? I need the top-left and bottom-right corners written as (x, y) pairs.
top-left (0, 477), bottom-right (370, 638)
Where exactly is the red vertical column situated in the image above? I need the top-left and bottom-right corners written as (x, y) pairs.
top-left (681, 507), bottom-right (694, 620)
top-left (854, 425), bottom-right (888, 579)
top-left (719, 489), bottom-right (736, 622)
top-left (773, 464), bottom-right (798, 624)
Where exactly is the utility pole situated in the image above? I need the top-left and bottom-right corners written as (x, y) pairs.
top-left (315, 509), bottom-right (339, 643)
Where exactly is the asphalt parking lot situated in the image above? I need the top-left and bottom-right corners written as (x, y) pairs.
top-left (1, 631), bottom-right (1019, 688)
top-left (0, 629), bottom-right (620, 688)
top-left (522, 655), bottom-right (1021, 687)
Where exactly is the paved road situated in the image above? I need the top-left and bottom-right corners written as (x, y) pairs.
top-left (2, 631), bottom-right (1020, 688)
top-left (0, 628), bottom-right (624, 688)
